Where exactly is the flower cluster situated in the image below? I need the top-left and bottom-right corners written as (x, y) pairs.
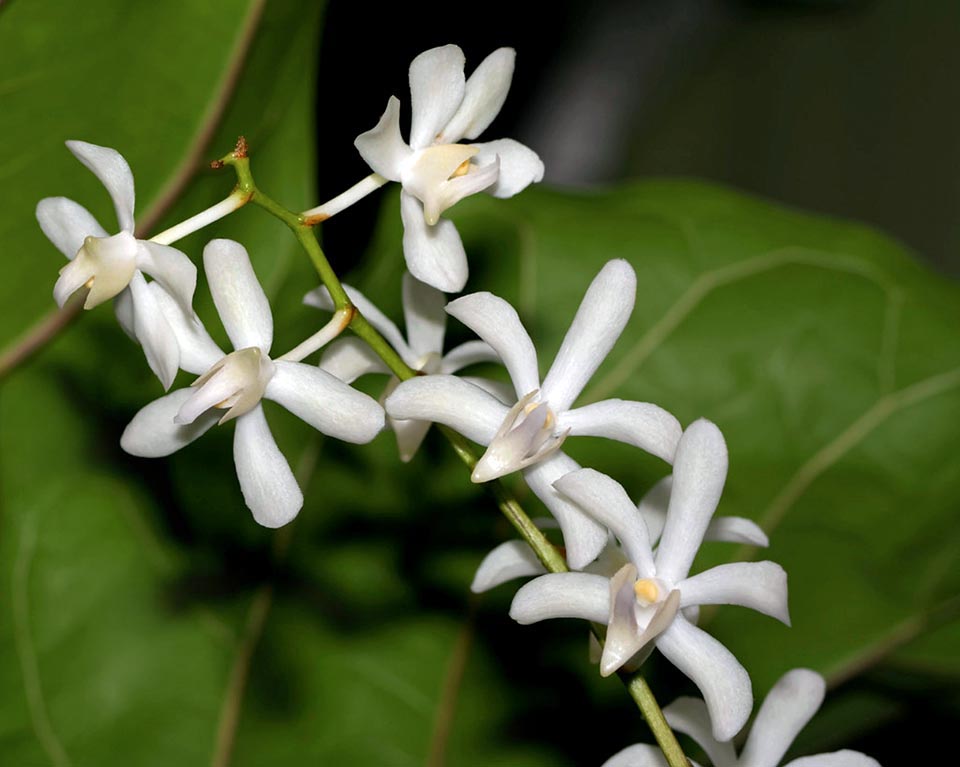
top-left (34, 42), bottom-right (881, 767)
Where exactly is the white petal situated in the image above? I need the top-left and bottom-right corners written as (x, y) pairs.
top-left (707, 516), bottom-right (769, 547)
top-left (553, 468), bottom-right (655, 576)
top-left (400, 191), bottom-right (468, 293)
top-left (473, 138), bottom-right (544, 198)
top-left (402, 271), bottom-right (446, 357)
top-left (637, 475), bottom-right (672, 543)
top-left (655, 615), bottom-right (752, 742)
top-left (66, 140), bottom-right (135, 233)
top-left (36, 197), bottom-right (107, 258)
top-left (203, 239), bottom-right (273, 352)
top-left (558, 399), bottom-right (682, 464)
top-left (385, 374), bottom-right (508, 445)
top-left (391, 415), bottom-right (433, 463)
top-left (471, 540), bottom-right (546, 593)
top-left (541, 259), bottom-right (637, 411)
top-left (233, 405), bottom-right (302, 528)
top-left (441, 340), bottom-right (500, 372)
top-left (446, 291), bottom-right (539, 399)
top-left (662, 697), bottom-right (738, 767)
top-left (127, 274), bottom-right (180, 390)
top-left (354, 96), bottom-right (411, 180)
top-left (440, 48), bottom-right (515, 143)
top-left (136, 240), bottom-right (197, 311)
top-left (460, 376), bottom-right (515, 404)
top-left (120, 388), bottom-right (218, 457)
top-left (306, 283), bottom-right (412, 363)
top-left (114, 285), bottom-right (136, 340)
top-left (784, 752), bottom-right (881, 767)
top-left (678, 562), bottom-right (790, 625)
top-left (53, 258), bottom-right (94, 308)
top-left (148, 283), bottom-right (224, 376)
top-left (523, 452), bottom-right (608, 570)
top-left (419, 155), bottom-right (499, 223)
top-left (655, 419), bottom-right (728, 584)
top-left (408, 44), bottom-right (466, 150)
top-left (265, 361), bottom-right (384, 443)
top-left (741, 668), bottom-right (825, 767)
top-left (319, 338), bottom-right (389, 383)
top-left (600, 744), bottom-right (671, 767)
top-left (509, 572), bottom-right (610, 624)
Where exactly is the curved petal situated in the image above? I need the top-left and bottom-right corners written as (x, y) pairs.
top-left (541, 259), bottom-right (637, 411)
top-left (203, 239), bottom-right (273, 352)
top-left (678, 561), bottom-right (790, 625)
top-left (637, 475), bottom-right (672, 543)
top-left (402, 271), bottom-right (447, 357)
top-left (306, 283), bottom-right (412, 363)
top-left (784, 752), bottom-right (881, 767)
top-left (553, 468), bottom-right (655, 576)
top-left (509, 572), bottom-right (610, 624)
top-left (558, 399), bottom-right (681, 465)
top-left (136, 240), bottom-right (197, 311)
top-left (707, 516), bottom-right (769, 547)
top-left (66, 140), bottom-right (135, 233)
top-left (385, 374), bottom-right (508, 446)
top-left (473, 138), bottom-right (544, 198)
top-left (741, 668), bottom-right (825, 767)
top-left (400, 191), bottom-right (468, 293)
top-left (600, 744), bottom-right (672, 767)
top-left (408, 44), bottom-right (466, 150)
top-left (446, 291), bottom-right (539, 399)
top-left (53, 257), bottom-right (94, 308)
top-left (662, 697), bottom-right (738, 767)
top-left (319, 337), bottom-right (389, 383)
top-left (460, 376), bottom-right (515, 404)
top-left (114, 284), bottom-right (137, 340)
top-left (390, 415), bottom-right (433, 463)
top-left (420, 156), bottom-right (499, 224)
top-left (233, 405), bottom-right (302, 528)
top-left (440, 48), bottom-right (515, 143)
top-left (266, 361), bottom-right (384, 443)
top-left (471, 540), bottom-right (546, 593)
top-left (655, 419), bottom-right (729, 584)
top-left (523, 452), bottom-right (608, 570)
top-left (655, 615), bottom-right (752, 742)
top-left (36, 197), bottom-right (107, 258)
top-left (354, 96), bottom-right (411, 180)
top-left (128, 274), bottom-right (180, 390)
top-left (120, 388), bottom-right (218, 457)
top-left (441, 339), bottom-right (500, 373)
top-left (149, 283), bottom-right (224, 375)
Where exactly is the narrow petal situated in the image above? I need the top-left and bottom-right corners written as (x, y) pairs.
top-left (523, 452), bottom-right (608, 569)
top-left (265, 360), bottom-right (384, 443)
top-left (203, 239), bottom-right (273, 352)
top-left (114, 285), bottom-right (136, 340)
top-left (558, 399), bottom-right (681, 464)
top-left (402, 271), bottom-right (446, 357)
top-left (678, 562), bottom-right (790, 625)
top-left (354, 96), bottom-right (411, 180)
top-left (541, 259), bottom-right (637, 411)
top-left (408, 44), bottom-right (466, 150)
top-left (441, 340), bottom-right (500, 373)
top-left (655, 419), bottom-right (728, 584)
top-left (553, 468), bottom-right (655, 576)
top-left (473, 138), bottom-right (544, 198)
top-left (36, 197), bottom-right (107, 258)
top-left (319, 338), bottom-right (389, 383)
top-left (509, 572), bottom-right (610, 624)
top-left (149, 283), bottom-right (224, 375)
top-left (706, 516), bottom-right (769, 547)
top-left (120, 388), bottom-right (218, 457)
top-left (662, 697), bottom-right (738, 767)
top-left (637, 475), bottom-right (672, 543)
top-left (471, 540), bottom-right (546, 593)
top-left (460, 376), bottom-right (515, 404)
top-left (66, 140), bottom-right (136, 233)
top-left (385, 374), bottom-right (508, 446)
top-left (136, 241), bottom-right (197, 311)
top-left (400, 191), bottom-right (468, 293)
top-left (128, 274), bottom-right (180, 390)
top-left (741, 668), bottom-right (825, 767)
top-left (655, 615), bottom-right (752, 742)
top-left (446, 291), bottom-right (539, 399)
top-left (440, 48), bottom-right (515, 143)
top-left (784, 752), bottom-right (881, 767)
top-left (600, 744), bottom-right (671, 767)
top-left (391, 415), bottom-right (432, 463)
top-left (233, 405), bottom-right (302, 528)
top-left (53, 258), bottom-right (94, 307)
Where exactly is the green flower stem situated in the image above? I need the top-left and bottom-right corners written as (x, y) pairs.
top-left (623, 672), bottom-right (689, 767)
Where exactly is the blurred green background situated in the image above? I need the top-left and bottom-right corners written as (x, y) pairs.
top-left (0, 1), bottom-right (957, 765)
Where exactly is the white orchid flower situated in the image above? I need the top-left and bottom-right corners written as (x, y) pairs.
top-left (385, 259), bottom-right (682, 568)
top-left (602, 669), bottom-right (881, 767)
top-left (352, 44), bottom-right (544, 292)
top-left (36, 140), bottom-right (197, 389)
top-left (471, 474), bottom-right (769, 593)
top-left (509, 420), bottom-right (790, 742)
top-left (305, 272), bottom-right (507, 461)
top-left (120, 239), bottom-right (384, 528)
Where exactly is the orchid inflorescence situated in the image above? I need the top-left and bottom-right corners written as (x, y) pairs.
top-left (34, 44), bottom-right (881, 767)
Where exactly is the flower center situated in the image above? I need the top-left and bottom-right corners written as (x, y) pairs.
top-left (176, 347), bottom-right (276, 426)
top-left (403, 143), bottom-right (485, 225)
top-left (56, 232), bottom-right (139, 309)
top-left (633, 578), bottom-right (661, 606)
top-left (413, 351), bottom-right (443, 375)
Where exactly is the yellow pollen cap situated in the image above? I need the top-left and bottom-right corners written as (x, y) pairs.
top-left (634, 578), bottom-right (659, 604)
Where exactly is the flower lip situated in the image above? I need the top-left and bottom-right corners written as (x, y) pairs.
top-left (176, 346), bottom-right (276, 426)
top-left (54, 231), bottom-right (139, 308)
